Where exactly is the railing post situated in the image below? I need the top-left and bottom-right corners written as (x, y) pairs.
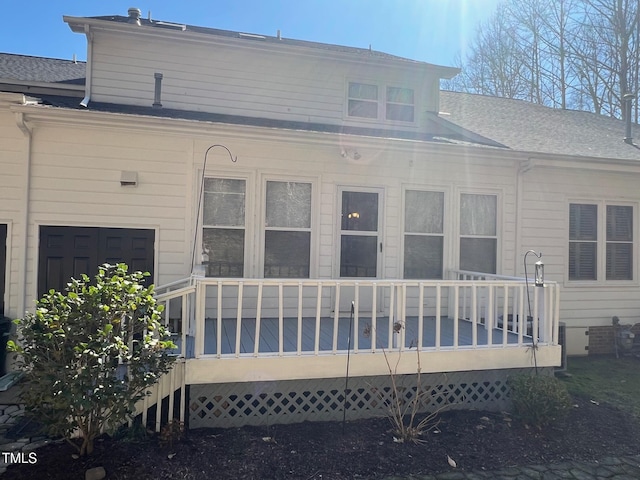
top-left (195, 280), bottom-right (206, 358)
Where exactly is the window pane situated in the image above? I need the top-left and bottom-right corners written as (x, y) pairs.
top-left (387, 87), bottom-right (414, 104)
top-left (203, 228), bottom-right (244, 277)
top-left (266, 181), bottom-right (311, 228)
top-left (348, 100), bottom-right (378, 118)
top-left (203, 178), bottom-right (245, 227)
top-left (340, 235), bottom-right (377, 277)
top-left (342, 192), bottom-right (378, 232)
top-left (404, 236), bottom-right (443, 279)
top-left (349, 82), bottom-right (378, 100)
top-left (264, 231), bottom-right (310, 278)
top-left (460, 194), bottom-right (497, 236)
top-left (459, 238), bottom-right (496, 274)
top-left (386, 104), bottom-right (414, 122)
top-left (606, 243), bottom-right (632, 280)
top-left (569, 242), bottom-right (596, 280)
top-left (607, 205), bottom-right (633, 242)
top-left (405, 191), bottom-right (443, 234)
top-left (569, 204), bottom-right (597, 241)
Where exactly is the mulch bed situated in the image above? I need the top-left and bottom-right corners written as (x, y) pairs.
top-left (4, 395), bottom-right (640, 479)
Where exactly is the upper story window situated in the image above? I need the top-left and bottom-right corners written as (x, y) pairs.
top-left (459, 194), bottom-right (497, 274)
top-left (569, 203), bottom-right (633, 281)
top-left (348, 83), bottom-right (378, 119)
top-left (347, 82), bottom-right (414, 123)
top-left (203, 178), bottom-right (246, 277)
top-left (386, 87), bottom-right (415, 122)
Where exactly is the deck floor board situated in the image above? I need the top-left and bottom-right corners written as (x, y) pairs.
top-left (191, 316), bottom-right (530, 356)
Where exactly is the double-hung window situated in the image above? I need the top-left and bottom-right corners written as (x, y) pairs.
top-left (347, 82), bottom-right (378, 119)
top-left (202, 178), bottom-right (246, 277)
top-left (403, 190), bottom-right (444, 279)
top-left (347, 82), bottom-right (415, 123)
top-left (459, 194), bottom-right (497, 274)
top-left (264, 181), bottom-right (312, 278)
top-left (386, 87), bottom-right (414, 122)
top-left (569, 203), bottom-right (633, 281)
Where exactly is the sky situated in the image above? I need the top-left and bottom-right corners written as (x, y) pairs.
top-left (0, 0), bottom-right (501, 67)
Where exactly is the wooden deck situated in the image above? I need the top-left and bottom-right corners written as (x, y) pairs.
top-left (174, 315), bottom-right (529, 357)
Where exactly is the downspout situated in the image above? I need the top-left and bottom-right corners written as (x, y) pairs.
top-left (14, 110), bottom-right (33, 318)
top-left (79, 25), bottom-right (93, 108)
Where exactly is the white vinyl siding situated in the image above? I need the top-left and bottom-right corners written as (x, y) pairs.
top-left (459, 194), bottom-right (497, 274)
top-left (88, 32), bottom-right (438, 132)
top-left (403, 190), bottom-right (444, 279)
top-left (264, 181), bottom-right (312, 278)
top-left (569, 202), bottom-right (633, 282)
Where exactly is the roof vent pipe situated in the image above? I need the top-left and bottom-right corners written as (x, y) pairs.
top-left (623, 92), bottom-right (636, 144)
top-left (128, 7), bottom-right (142, 25)
top-left (153, 72), bottom-right (163, 109)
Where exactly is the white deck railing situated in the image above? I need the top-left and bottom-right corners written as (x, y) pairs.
top-left (154, 273), bottom-right (560, 360)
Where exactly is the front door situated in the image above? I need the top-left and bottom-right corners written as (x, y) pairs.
top-left (38, 226), bottom-right (155, 297)
top-left (337, 188), bottom-right (383, 312)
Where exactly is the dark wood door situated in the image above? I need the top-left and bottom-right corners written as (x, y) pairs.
top-left (0, 224), bottom-right (6, 315)
top-left (39, 226), bottom-right (154, 297)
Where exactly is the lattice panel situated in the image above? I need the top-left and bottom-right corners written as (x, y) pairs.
top-left (189, 367), bottom-right (550, 428)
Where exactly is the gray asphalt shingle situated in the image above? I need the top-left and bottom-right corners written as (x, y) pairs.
top-left (0, 53), bottom-right (85, 84)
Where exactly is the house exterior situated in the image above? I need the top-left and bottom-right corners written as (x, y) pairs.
top-left (1, 8), bottom-right (636, 427)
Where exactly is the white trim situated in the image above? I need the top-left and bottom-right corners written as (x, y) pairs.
top-left (454, 188), bottom-right (503, 274)
top-left (400, 186), bottom-right (449, 279)
top-left (565, 199), bottom-right (638, 287)
top-left (197, 171), bottom-right (255, 278)
top-left (258, 174), bottom-right (319, 278)
top-left (335, 185), bottom-right (385, 279)
top-left (344, 78), bottom-right (418, 126)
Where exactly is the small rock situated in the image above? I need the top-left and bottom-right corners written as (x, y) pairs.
top-left (85, 466), bottom-right (106, 480)
top-left (72, 454), bottom-right (80, 460)
top-left (23, 439), bottom-right (52, 452)
top-left (3, 406), bottom-right (19, 415)
top-left (0, 441), bottom-right (27, 452)
top-left (0, 415), bottom-right (10, 424)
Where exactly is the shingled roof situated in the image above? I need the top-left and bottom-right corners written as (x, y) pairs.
top-left (440, 91), bottom-right (640, 161)
top-left (0, 53), bottom-right (85, 85)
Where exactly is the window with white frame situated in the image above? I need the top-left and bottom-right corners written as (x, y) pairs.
top-left (202, 178), bottom-right (245, 277)
top-left (386, 87), bottom-right (415, 122)
top-left (347, 82), bottom-right (415, 122)
top-left (459, 194), bottom-right (497, 274)
top-left (347, 82), bottom-right (378, 119)
top-left (264, 181), bottom-right (312, 278)
top-left (403, 190), bottom-right (444, 279)
top-left (569, 203), bottom-right (633, 281)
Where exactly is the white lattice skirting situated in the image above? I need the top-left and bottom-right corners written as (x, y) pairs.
top-left (189, 367), bottom-right (549, 428)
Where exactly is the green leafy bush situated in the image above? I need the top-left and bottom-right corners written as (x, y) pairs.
top-left (8, 264), bottom-right (176, 456)
top-left (509, 373), bottom-right (572, 428)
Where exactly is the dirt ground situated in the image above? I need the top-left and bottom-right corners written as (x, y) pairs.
top-left (3, 394), bottom-right (640, 480)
